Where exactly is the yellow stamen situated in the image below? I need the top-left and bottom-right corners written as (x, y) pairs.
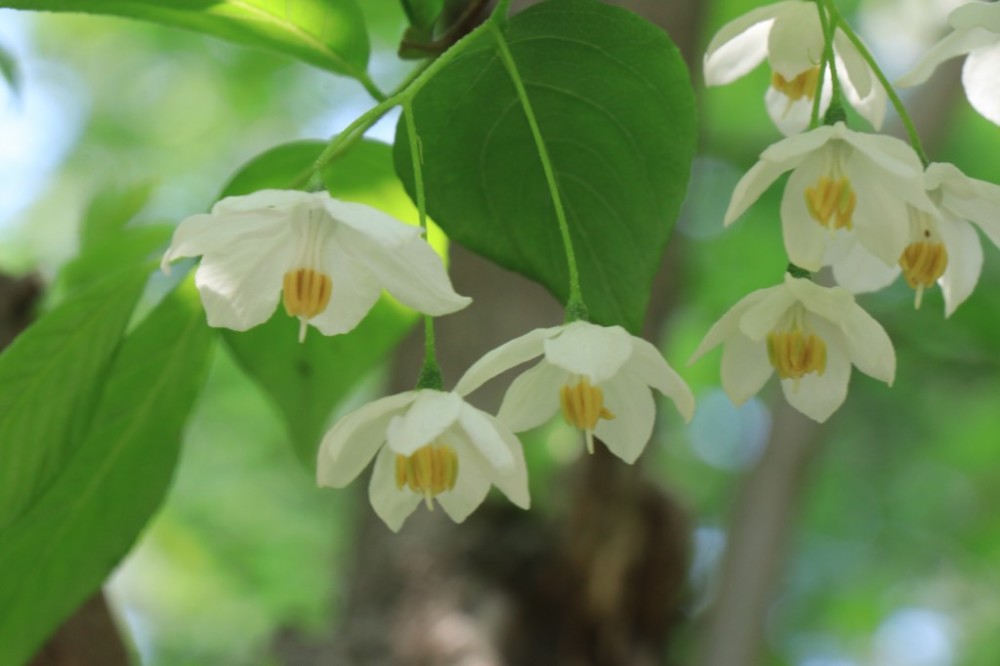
top-left (805, 176), bottom-right (856, 231)
top-left (559, 377), bottom-right (615, 453)
top-left (899, 240), bottom-right (947, 310)
top-left (282, 268), bottom-right (332, 342)
top-left (395, 443), bottom-right (459, 508)
top-left (771, 66), bottom-right (821, 102)
top-left (766, 330), bottom-right (827, 386)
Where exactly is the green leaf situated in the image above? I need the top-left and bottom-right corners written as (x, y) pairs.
top-left (80, 181), bottom-right (155, 252)
top-left (0, 0), bottom-right (372, 82)
top-left (0, 41), bottom-right (21, 95)
top-left (55, 225), bottom-right (172, 297)
top-left (401, 0), bottom-right (444, 30)
top-left (394, 0), bottom-right (697, 331)
top-left (0, 265), bottom-right (149, 528)
top-left (0, 284), bottom-right (214, 666)
top-left (219, 139), bottom-right (418, 468)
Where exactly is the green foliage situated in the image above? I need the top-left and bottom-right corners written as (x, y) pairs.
top-left (395, 0), bottom-right (697, 332)
top-left (0, 284), bottom-right (214, 666)
top-left (79, 181), bottom-right (155, 251)
top-left (0, 41), bottom-right (20, 94)
top-left (219, 139), bottom-right (417, 468)
top-left (401, 0), bottom-right (444, 30)
top-left (0, 265), bottom-right (149, 528)
top-left (0, 0), bottom-right (373, 84)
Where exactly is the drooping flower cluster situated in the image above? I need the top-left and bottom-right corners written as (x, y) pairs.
top-left (696, 0), bottom-right (1000, 423)
top-left (164, 190), bottom-right (694, 531)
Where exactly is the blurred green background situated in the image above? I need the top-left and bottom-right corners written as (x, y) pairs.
top-left (1, 0), bottom-right (999, 664)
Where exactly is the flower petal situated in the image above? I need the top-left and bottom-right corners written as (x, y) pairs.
top-left (453, 326), bottom-right (559, 396)
top-left (781, 152), bottom-right (833, 270)
top-left (307, 235), bottom-right (383, 336)
top-left (323, 197), bottom-right (421, 248)
top-left (543, 321), bottom-right (633, 383)
top-left (785, 274), bottom-right (857, 322)
top-left (830, 302), bottom-right (895, 384)
top-left (830, 241), bottom-right (900, 294)
top-left (386, 390), bottom-right (464, 456)
top-left (625, 337), bottom-right (695, 422)
top-left (767, 2), bottom-right (824, 80)
top-left (435, 439), bottom-right (493, 524)
top-left (949, 2), bottom-right (1000, 32)
top-left (193, 234), bottom-right (296, 331)
top-left (897, 28), bottom-right (996, 87)
top-left (962, 40), bottom-right (1000, 126)
top-left (496, 360), bottom-right (568, 432)
top-left (593, 373), bottom-right (656, 464)
top-left (690, 287), bottom-right (775, 362)
top-left (833, 30), bottom-right (873, 99)
top-left (161, 211), bottom-right (288, 273)
top-left (317, 391), bottom-right (417, 488)
top-left (724, 158), bottom-right (795, 226)
top-left (738, 281), bottom-right (798, 340)
top-left (937, 216), bottom-right (983, 317)
top-left (720, 334), bottom-right (773, 405)
top-left (368, 446), bottom-right (422, 532)
top-left (478, 413), bottom-right (530, 509)
top-left (457, 402), bottom-right (516, 472)
top-left (780, 328), bottom-right (851, 422)
top-left (338, 225), bottom-right (471, 317)
top-left (764, 84), bottom-right (825, 136)
top-left (704, 3), bottom-right (791, 85)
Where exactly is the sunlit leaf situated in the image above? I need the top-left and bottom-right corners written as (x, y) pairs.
top-left (0, 265), bottom-right (149, 527)
top-left (219, 139), bottom-right (417, 468)
top-left (395, 0), bottom-right (697, 331)
top-left (0, 284), bottom-right (214, 666)
top-left (0, 0), bottom-right (373, 83)
top-left (0, 41), bottom-right (20, 95)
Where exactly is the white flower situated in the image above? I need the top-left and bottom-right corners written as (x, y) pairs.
top-left (690, 273), bottom-right (895, 423)
top-left (704, 0), bottom-right (887, 135)
top-left (725, 122), bottom-right (933, 271)
top-left (831, 162), bottom-right (1000, 315)
top-left (317, 389), bottom-right (529, 532)
top-left (162, 189), bottom-right (471, 341)
top-left (454, 321), bottom-right (695, 464)
top-left (897, 1), bottom-right (1000, 126)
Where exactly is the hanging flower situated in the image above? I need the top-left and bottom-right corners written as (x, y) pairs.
top-left (704, 0), bottom-right (887, 135)
top-left (724, 122), bottom-right (932, 271)
top-left (690, 273), bottom-right (895, 423)
top-left (161, 189), bottom-right (471, 341)
top-left (897, 1), bottom-right (1000, 126)
top-left (454, 321), bottom-right (695, 464)
top-left (830, 162), bottom-right (1000, 315)
top-left (317, 389), bottom-right (529, 532)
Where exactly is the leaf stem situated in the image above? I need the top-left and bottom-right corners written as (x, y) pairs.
top-left (815, 0), bottom-right (846, 125)
top-left (403, 98), bottom-right (444, 390)
top-left (489, 23), bottom-right (587, 320)
top-left (358, 71), bottom-right (388, 102)
top-left (822, 0), bottom-right (929, 164)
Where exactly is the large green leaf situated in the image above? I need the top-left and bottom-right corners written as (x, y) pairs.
top-left (219, 139), bottom-right (419, 468)
top-left (0, 265), bottom-right (149, 528)
top-left (394, 0), bottom-right (697, 331)
top-left (0, 0), bottom-right (372, 82)
top-left (0, 284), bottom-right (214, 666)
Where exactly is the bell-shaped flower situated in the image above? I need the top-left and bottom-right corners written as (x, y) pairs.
top-left (454, 321), bottom-right (695, 464)
top-left (724, 122), bottom-right (933, 271)
top-left (831, 162), bottom-right (1000, 315)
top-left (897, 1), bottom-right (1000, 126)
top-left (690, 273), bottom-right (895, 423)
top-left (162, 189), bottom-right (471, 341)
top-left (317, 389), bottom-right (529, 532)
top-left (704, 0), bottom-right (887, 135)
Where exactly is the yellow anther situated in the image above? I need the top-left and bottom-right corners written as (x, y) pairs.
top-left (395, 443), bottom-right (459, 508)
top-left (805, 176), bottom-right (856, 231)
top-left (560, 377), bottom-right (614, 454)
top-left (766, 330), bottom-right (827, 382)
top-left (899, 240), bottom-right (947, 309)
top-left (771, 66), bottom-right (821, 102)
top-left (283, 268), bottom-right (332, 320)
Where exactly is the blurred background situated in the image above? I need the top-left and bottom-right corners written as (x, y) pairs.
top-left (2, 0), bottom-right (1000, 664)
